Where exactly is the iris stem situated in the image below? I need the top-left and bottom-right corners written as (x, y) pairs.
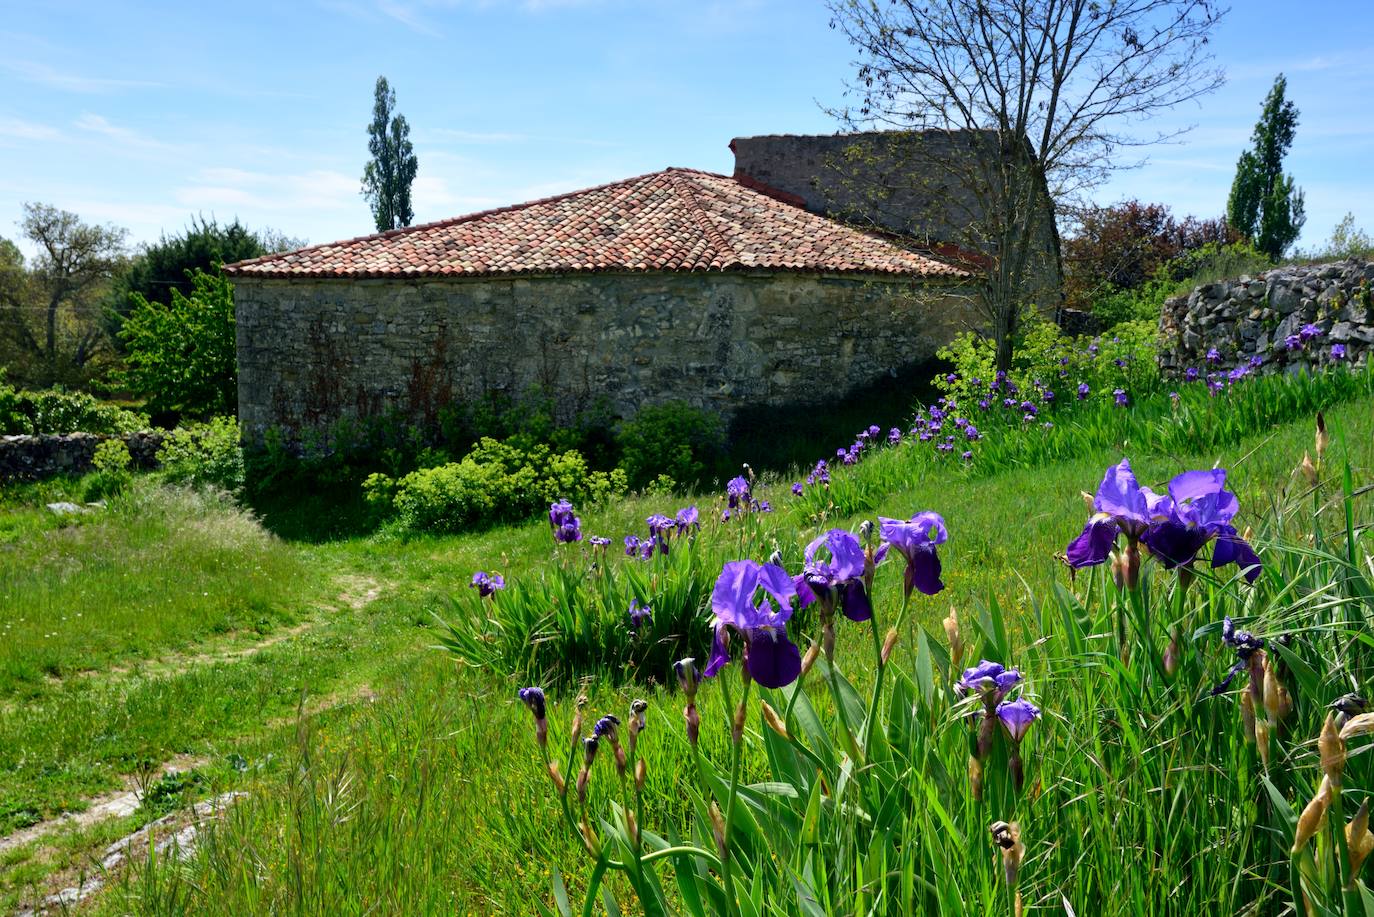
top-left (718, 675), bottom-right (751, 917)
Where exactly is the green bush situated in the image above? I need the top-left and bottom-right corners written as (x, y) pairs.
top-left (1089, 240), bottom-right (1271, 326)
top-left (84, 438), bottom-right (134, 500)
top-left (155, 416), bottom-right (245, 493)
top-left (615, 401), bottom-right (725, 490)
top-left (0, 381), bottom-right (146, 435)
top-left (382, 436), bottom-right (627, 533)
top-left (120, 268), bottom-right (237, 418)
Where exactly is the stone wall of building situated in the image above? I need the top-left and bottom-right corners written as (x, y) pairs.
top-left (0, 431), bottom-right (164, 482)
top-left (730, 131), bottom-right (1063, 310)
top-left (234, 270), bottom-right (974, 437)
top-left (1158, 259), bottom-right (1374, 376)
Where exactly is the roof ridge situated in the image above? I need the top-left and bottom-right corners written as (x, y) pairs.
top-left (666, 170), bottom-right (737, 269)
top-left (226, 167), bottom-right (732, 272)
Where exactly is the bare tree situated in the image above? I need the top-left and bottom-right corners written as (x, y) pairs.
top-left (1, 203), bottom-right (128, 385)
top-left (827, 0), bottom-right (1226, 370)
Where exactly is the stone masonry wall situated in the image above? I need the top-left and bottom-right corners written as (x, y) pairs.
top-left (1158, 259), bottom-right (1374, 376)
top-left (0, 431), bottom-right (165, 483)
top-left (234, 271), bottom-right (974, 437)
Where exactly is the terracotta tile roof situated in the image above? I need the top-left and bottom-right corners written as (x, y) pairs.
top-left (222, 168), bottom-right (964, 280)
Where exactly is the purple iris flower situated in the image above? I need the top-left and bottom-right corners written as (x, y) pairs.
top-left (726, 476), bottom-right (751, 509)
top-left (930, 407), bottom-right (945, 422)
top-left (703, 560), bottom-right (804, 689)
top-left (965, 425), bottom-right (980, 441)
top-left (1042, 389), bottom-right (1055, 403)
top-left (995, 698), bottom-right (1040, 742)
top-left (1185, 367), bottom-right (1199, 382)
top-left (628, 599), bottom-right (652, 631)
top-left (647, 513), bottom-right (674, 537)
top-left (1249, 354), bottom-right (1265, 368)
top-left (756, 500), bottom-right (773, 513)
top-left (888, 427), bottom-right (902, 445)
top-left (1227, 367), bottom-right (1247, 383)
top-left (961, 450), bottom-right (973, 461)
top-left (1300, 323), bottom-right (1322, 342)
top-left (677, 506), bottom-right (700, 532)
top-left (1140, 469), bottom-right (1261, 582)
top-left (1065, 458), bottom-right (1166, 569)
top-left (1333, 343), bottom-right (1347, 360)
top-left (589, 535), bottom-right (611, 549)
top-left (958, 660), bottom-right (1021, 702)
top-left (640, 539), bottom-right (655, 560)
top-left (878, 511), bottom-right (948, 597)
top-left (624, 535), bottom-right (642, 557)
top-left (868, 424), bottom-right (881, 437)
top-left (803, 528), bottom-right (872, 622)
top-left (470, 571), bottom-right (505, 597)
top-left (1113, 389), bottom-right (1128, 407)
top-left (1285, 334), bottom-right (1301, 351)
top-left (1210, 616), bottom-right (1267, 695)
top-left (791, 482), bottom-right (804, 496)
top-left (518, 686), bottom-right (547, 721)
top-left (549, 500), bottom-right (582, 543)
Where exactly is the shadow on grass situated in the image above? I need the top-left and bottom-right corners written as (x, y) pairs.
top-left (247, 479), bottom-right (380, 543)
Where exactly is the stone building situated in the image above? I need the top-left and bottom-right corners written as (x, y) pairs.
top-left (226, 133), bottom-right (1058, 438)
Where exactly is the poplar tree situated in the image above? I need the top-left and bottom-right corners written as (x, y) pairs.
top-left (361, 76), bottom-right (419, 233)
top-left (1227, 75), bottom-right (1305, 260)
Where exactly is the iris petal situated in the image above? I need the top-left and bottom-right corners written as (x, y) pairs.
top-left (744, 627), bottom-right (802, 688)
top-left (703, 625), bottom-right (730, 678)
top-left (840, 581), bottom-right (873, 622)
top-left (905, 547), bottom-right (944, 596)
top-left (1066, 517), bottom-right (1119, 568)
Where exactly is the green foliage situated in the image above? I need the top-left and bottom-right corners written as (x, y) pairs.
top-left (360, 76), bottom-right (418, 232)
top-left (1089, 240), bottom-right (1271, 326)
top-left (0, 380), bottom-right (145, 435)
top-left (85, 438), bottom-right (134, 500)
top-left (120, 269), bottom-right (237, 418)
top-left (616, 401), bottom-right (726, 490)
top-left (437, 388), bottom-right (620, 470)
top-left (155, 416), bottom-right (245, 493)
top-left (1301, 213), bottom-right (1374, 262)
top-left (1228, 74), bottom-right (1305, 259)
top-left (381, 436), bottom-right (627, 533)
top-left (105, 216), bottom-right (300, 327)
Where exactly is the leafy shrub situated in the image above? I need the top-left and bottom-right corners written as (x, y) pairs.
top-left (155, 416), bottom-right (245, 493)
top-left (0, 381), bottom-right (146, 435)
top-left (1089, 240), bottom-right (1271, 326)
top-left (120, 268), bottom-right (237, 418)
top-left (85, 438), bottom-right (134, 500)
top-left (616, 401), bottom-right (725, 490)
top-left (379, 436), bottom-right (627, 533)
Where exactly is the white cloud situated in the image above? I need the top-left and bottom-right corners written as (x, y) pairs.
top-left (2, 59), bottom-right (163, 93)
top-left (175, 167), bottom-right (359, 213)
top-left (0, 117), bottom-right (60, 142)
top-left (73, 113), bottom-right (175, 153)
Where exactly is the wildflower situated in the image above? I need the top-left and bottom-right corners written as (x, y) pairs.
top-left (589, 536), bottom-right (611, 549)
top-left (959, 660), bottom-right (1022, 703)
top-left (961, 450), bottom-right (973, 461)
top-left (549, 500), bottom-right (582, 543)
top-left (1206, 347), bottom-right (1221, 364)
top-left (470, 571), bottom-right (505, 598)
top-left (1185, 367), bottom-right (1199, 382)
top-left (791, 482), bottom-right (803, 496)
top-left (888, 427), bottom-right (902, 445)
top-left (1210, 617), bottom-right (1266, 696)
top-left (964, 425), bottom-right (980, 440)
top-left (1332, 342), bottom-right (1348, 360)
top-left (1285, 333), bottom-right (1301, 351)
top-left (803, 528), bottom-right (872, 623)
top-left (1299, 322), bottom-right (1322, 342)
top-left (1077, 382), bottom-right (1090, 400)
top-left (1113, 388), bottom-right (1128, 407)
top-left (628, 600), bottom-right (652, 631)
top-left (1139, 468), bottom-right (1262, 582)
top-left (576, 736), bottom-right (599, 804)
top-left (518, 686), bottom-right (548, 749)
top-left (1064, 458), bottom-right (1164, 585)
top-left (1316, 412), bottom-right (1329, 463)
top-left (878, 511), bottom-right (948, 597)
top-left (703, 560), bottom-right (803, 689)
top-left (624, 535), bottom-right (642, 557)
top-left (996, 698), bottom-right (1040, 743)
top-left (1250, 354), bottom-right (1265, 368)
top-left (646, 513), bottom-right (674, 539)
top-left (757, 500), bottom-right (772, 513)
top-left (726, 476), bottom-right (751, 510)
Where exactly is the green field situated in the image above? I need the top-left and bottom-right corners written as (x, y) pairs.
top-left (0, 379), bottom-right (1372, 914)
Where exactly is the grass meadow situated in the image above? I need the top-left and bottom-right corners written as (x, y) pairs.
top-left (0, 369), bottom-right (1371, 914)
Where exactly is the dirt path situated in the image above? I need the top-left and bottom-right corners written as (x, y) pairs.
top-left (2, 573), bottom-right (388, 914)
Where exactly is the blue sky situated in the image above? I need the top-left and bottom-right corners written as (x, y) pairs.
top-left (1, 0), bottom-right (1371, 255)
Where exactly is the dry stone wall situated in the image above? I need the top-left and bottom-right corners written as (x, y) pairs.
top-left (0, 431), bottom-right (164, 482)
top-left (1158, 259), bottom-right (1374, 376)
top-left (233, 270), bottom-right (974, 437)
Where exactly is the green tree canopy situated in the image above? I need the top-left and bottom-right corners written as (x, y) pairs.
top-left (105, 216), bottom-right (300, 327)
top-left (1227, 75), bottom-right (1305, 260)
top-left (119, 268), bottom-right (236, 418)
top-left (360, 76), bottom-right (419, 232)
